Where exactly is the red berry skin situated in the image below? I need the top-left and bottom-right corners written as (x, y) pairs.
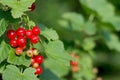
top-left (21, 45), bottom-right (26, 50)
top-left (16, 28), bottom-right (26, 37)
top-left (6, 30), bottom-right (16, 39)
top-left (31, 57), bottom-right (36, 65)
top-left (25, 30), bottom-right (33, 39)
top-left (34, 55), bottom-right (43, 64)
top-left (15, 47), bottom-right (23, 55)
top-left (17, 37), bottom-right (26, 47)
top-left (32, 26), bottom-right (40, 35)
top-left (29, 3), bottom-right (36, 11)
top-left (30, 36), bottom-right (39, 44)
top-left (35, 66), bottom-right (42, 75)
top-left (10, 39), bottom-right (17, 48)
top-left (70, 60), bottom-right (78, 66)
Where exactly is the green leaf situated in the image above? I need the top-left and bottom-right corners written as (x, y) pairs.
top-left (80, 0), bottom-right (115, 18)
top-left (59, 12), bottom-right (85, 31)
top-left (0, 9), bottom-right (20, 23)
top-left (3, 65), bottom-right (39, 80)
top-left (102, 31), bottom-right (120, 52)
top-left (39, 68), bottom-right (61, 80)
top-left (103, 16), bottom-right (120, 31)
top-left (0, 0), bottom-right (35, 18)
top-left (45, 40), bottom-right (73, 66)
top-left (7, 49), bottom-right (31, 67)
top-left (33, 42), bottom-right (45, 53)
top-left (59, 12), bottom-right (97, 35)
top-left (44, 59), bottom-right (70, 77)
top-left (0, 19), bottom-right (7, 37)
top-left (84, 21), bottom-right (96, 35)
top-left (82, 38), bottom-right (96, 51)
top-left (41, 28), bottom-right (59, 41)
top-left (0, 61), bottom-right (7, 74)
top-left (0, 41), bottom-right (10, 63)
top-left (80, 0), bottom-right (120, 31)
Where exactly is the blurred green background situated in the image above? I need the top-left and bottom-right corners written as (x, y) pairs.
top-left (28, 0), bottom-right (120, 80)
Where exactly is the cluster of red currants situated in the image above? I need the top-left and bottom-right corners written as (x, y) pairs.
top-left (6, 26), bottom-right (43, 75)
top-left (7, 26), bottom-right (40, 55)
top-left (27, 48), bottom-right (43, 75)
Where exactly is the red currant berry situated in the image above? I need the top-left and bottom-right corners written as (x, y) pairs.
top-left (34, 55), bottom-right (43, 64)
top-left (17, 37), bottom-right (26, 47)
top-left (32, 26), bottom-right (40, 35)
top-left (31, 57), bottom-right (36, 65)
top-left (30, 35), bottom-right (39, 44)
top-left (6, 29), bottom-right (16, 39)
top-left (15, 47), bottom-right (23, 55)
top-left (32, 62), bottom-right (39, 68)
top-left (35, 66), bottom-right (42, 75)
top-left (26, 49), bottom-right (34, 57)
top-left (10, 39), bottom-right (17, 48)
top-left (29, 3), bottom-right (36, 11)
top-left (21, 45), bottom-right (26, 50)
top-left (25, 30), bottom-right (33, 39)
top-left (70, 60), bottom-right (78, 66)
top-left (16, 27), bottom-right (26, 37)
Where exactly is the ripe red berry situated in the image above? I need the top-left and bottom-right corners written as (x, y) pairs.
top-left (32, 62), bottom-right (39, 68)
top-left (26, 49), bottom-right (34, 57)
top-left (25, 30), bottom-right (33, 39)
top-left (32, 26), bottom-right (40, 35)
top-left (6, 29), bottom-right (16, 39)
top-left (35, 66), bottom-right (42, 75)
top-left (10, 39), bottom-right (17, 48)
top-left (16, 27), bottom-right (26, 37)
top-left (29, 3), bottom-right (36, 11)
top-left (70, 60), bottom-right (78, 66)
top-left (21, 45), bottom-right (26, 50)
top-left (30, 35), bottom-right (39, 44)
top-left (17, 37), bottom-right (26, 47)
top-left (34, 55), bottom-right (43, 64)
top-left (15, 47), bottom-right (23, 55)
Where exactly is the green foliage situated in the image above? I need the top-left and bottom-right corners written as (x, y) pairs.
top-left (59, 12), bottom-right (85, 31)
top-left (41, 28), bottom-right (59, 41)
top-left (27, 0), bottom-right (120, 80)
top-left (0, 19), bottom-right (7, 37)
top-left (7, 49), bottom-right (31, 67)
top-left (3, 65), bottom-right (39, 80)
top-left (45, 40), bottom-right (73, 66)
top-left (59, 12), bottom-right (96, 36)
top-left (1, 0), bottom-right (120, 80)
top-left (40, 68), bottom-right (61, 80)
top-left (0, 62), bottom-right (7, 74)
top-left (44, 58), bottom-right (70, 77)
top-left (0, 41), bottom-right (10, 63)
top-left (102, 32), bottom-right (120, 52)
top-left (80, 0), bottom-right (114, 18)
top-left (73, 54), bottom-right (94, 80)
top-left (80, 0), bottom-right (120, 31)
top-left (0, 0), bottom-right (35, 18)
